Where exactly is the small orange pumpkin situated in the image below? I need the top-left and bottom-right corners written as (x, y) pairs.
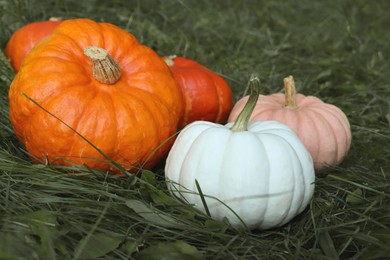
top-left (228, 75), bottom-right (352, 170)
top-left (8, 18), bottom-right (183, 173)
top-left (5, 17), bottom-right (63, 72)
top-left (163, 56), bottom-right (233, 128)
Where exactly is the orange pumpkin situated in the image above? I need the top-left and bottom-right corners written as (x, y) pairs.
top-left (5, 17), bottom-right (63, 72)
top-left (228, 75), bottom-right (352, 170)
top-left (163, 56), bottom-right (233, 128)
top-left (8, 18), bottom-right (183, 173)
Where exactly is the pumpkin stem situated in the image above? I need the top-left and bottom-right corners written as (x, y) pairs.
top-left (284, 75), bottom-right (298, 109)
top-left (163, 55), bottom-right (177, 67)
top-left (84, 46), bottom-right (121, 84)
top-left (49, 17), bottom-right (62, 21)
top-left (230, 74), bottom-right (261, 132)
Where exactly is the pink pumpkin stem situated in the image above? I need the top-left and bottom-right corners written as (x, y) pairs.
top-left (284, 75), bottom-right (298, 109)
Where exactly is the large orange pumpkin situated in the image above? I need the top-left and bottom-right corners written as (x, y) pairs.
top-left (163, 56), bottom-right (233, 128)
top-left (228, 75), bottom-right (352, 170)
top-left (5, 17), bottom-right (63, 72)
top-left (8, 18), bottom-right (183, 173)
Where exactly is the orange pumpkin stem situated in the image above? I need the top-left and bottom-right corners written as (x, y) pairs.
top-left (84, 46), bottom-right (121, 84)
top-left (49, 17), bottom-right (62, 21)
top-left (164, 55), bottom-right (177, 67)
top-left (284, 75), bottom-right (298, 109)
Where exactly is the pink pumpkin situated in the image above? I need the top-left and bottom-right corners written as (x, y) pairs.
top-left (228, 75), bottom-right (352, 170)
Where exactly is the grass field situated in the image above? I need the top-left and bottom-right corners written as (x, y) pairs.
top-left (1, 0), bottom-right (390, 259)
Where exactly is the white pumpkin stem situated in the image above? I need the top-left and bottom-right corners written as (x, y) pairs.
top-left (163, 55), bottom-right (177, 67)
top-left (84, 46), bottom-right (121, 84)
top-left (284, 75), bottom-right (298, 109)
top-left (230, 74), bottom-right (261, 132)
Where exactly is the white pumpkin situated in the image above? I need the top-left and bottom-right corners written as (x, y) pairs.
top-left (164, 75), bottom-right (315, 230)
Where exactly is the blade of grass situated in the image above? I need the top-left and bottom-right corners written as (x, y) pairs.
top-left (21, 93), bottom-right (131, 176)
top-left (194, 179), bottom-right (211, 217)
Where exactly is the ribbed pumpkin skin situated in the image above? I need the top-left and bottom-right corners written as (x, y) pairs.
top-left (5, 19), bottom-right (63, 71)
top-left (228, 93), bottom-right (351, 170)
top-left (8, 18), bottom-right (183, 172)
top-left (164, 56), bottom-right (233, 128)
top-left (165, 120), bottom-right (315, 230)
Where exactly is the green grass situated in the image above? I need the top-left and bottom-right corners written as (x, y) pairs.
top-left (1, 0), bottom-right (390, 259)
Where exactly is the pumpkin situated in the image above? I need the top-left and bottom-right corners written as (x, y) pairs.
top-left (8, 18), bottom-right (183, 173)
top-left (5, 17), bottom-right (63, 72)
top-left (165, 75), bottom-right (315, 230)
top-left (228, 76), bottom-right (352, 170)
top-left (163, 55), bottom-right (233, 128)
